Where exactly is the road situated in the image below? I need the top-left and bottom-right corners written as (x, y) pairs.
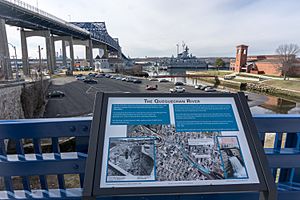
top-left (44, 75), bottom-right (267, 118)
top-left (44, 76), bottom-right (207, 118)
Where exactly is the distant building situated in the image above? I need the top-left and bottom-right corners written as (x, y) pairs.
top-left (230, 45), bottom-right (300, 76)
top-left (94, 55), bottom-right (113, 73)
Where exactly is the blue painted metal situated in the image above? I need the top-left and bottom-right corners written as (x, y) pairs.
top-left (0, 114), bottom-right (299, 199)
top-left (71, 22), bottom-right (121, 52)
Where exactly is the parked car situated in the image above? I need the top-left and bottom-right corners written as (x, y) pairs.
top-left (47, 90), bottom-right (65, 98)
top-left (200, 85), bottom-right (208, 90)
top-left (149, 78), bottom-right (158, 81)
top-left (83, 79), bottom-right (98, 84)
top-left (116, 76), bottom-right (122, 80)
top-left (170, 86), bottom-right (185, 93)
top-left (194, 85), bottom-right (201, 89)
top-left (126, 77), bottom-right (134, 82)
top-left (133, 79), bottom-right (142, 83)
top-left (95, 74), bottom-right (105, 78)
top-left (88, 73), bottom-right (96, 77)
top-left (174, 82), bottom-right (184, 86)
top-left (159, 79), bottom-right (169, 83)
top-left (145, 85), bottom-right (158, 90)
top-left (204, 87), bottom-right (216, 92)
top-left (121, 77), bottom-right (127, 81)
top-left (105, 74), bottom-right (111, 78)
top-left (76, 76), bottom-right (85, 81)
top-left (224, 75), bottom-right (236, 80)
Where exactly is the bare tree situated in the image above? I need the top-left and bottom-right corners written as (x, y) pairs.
top-left (276, 43), bottom-right (300, 80)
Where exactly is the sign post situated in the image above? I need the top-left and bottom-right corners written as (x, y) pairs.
top-left (83, 92), bottom-right (277, 200)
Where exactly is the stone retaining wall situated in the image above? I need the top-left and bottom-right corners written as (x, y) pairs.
top-left (0, 79), bottom-right (50, 120)
top-left (0, 85), bottom-right (24, 119)
top-left (246, 83), bottom-right (300, 100)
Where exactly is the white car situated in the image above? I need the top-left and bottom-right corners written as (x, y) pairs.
top-left (76, 76), bottom-right (85, 80)
top-left (170, 86), bottom-right (185, 93)
top-left (194, 85), bottom-right (201, 89)
top-left (204, 87), bottom-right (216, 92)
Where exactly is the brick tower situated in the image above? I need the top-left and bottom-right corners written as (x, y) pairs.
top-left (235, 45), bottom-right (248, 72)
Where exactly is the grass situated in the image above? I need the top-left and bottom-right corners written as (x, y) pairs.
top-left (232, 78), bottom-right (258, 83)
top-left (73, 70), bottom-right (95, 75)
top-left (187, 70), bottom-right (233, 76)
top-left (263, 79), bottom-right (300, 92)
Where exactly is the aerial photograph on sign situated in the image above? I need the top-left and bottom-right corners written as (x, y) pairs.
top-left (106, 137), bottom-right (155, 182)
top-left (217, 136), bottom-right (248, 179)
top-left (126, 124), bottom-right (246, 181)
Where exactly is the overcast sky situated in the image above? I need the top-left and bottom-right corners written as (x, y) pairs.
top-left (5, 0), bottom-right (300, 59)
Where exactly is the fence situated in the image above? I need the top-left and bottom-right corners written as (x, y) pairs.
top-left (0, 114), bottom-right (299, 199)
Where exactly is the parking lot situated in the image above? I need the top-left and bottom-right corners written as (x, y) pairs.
top-left (44, 74), bottom-right (210, 118)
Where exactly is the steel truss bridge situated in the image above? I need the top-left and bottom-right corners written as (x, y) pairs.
top-left (0, 0), bottom-right (121, 52)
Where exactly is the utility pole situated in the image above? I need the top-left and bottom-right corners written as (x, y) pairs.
top-left (8, 43), bottom-right (19, 81)
top-left (38, 45), bottom-right (43, 92)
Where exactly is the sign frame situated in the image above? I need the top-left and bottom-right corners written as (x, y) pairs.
top-left (83, 92), bottom-right (277, 200)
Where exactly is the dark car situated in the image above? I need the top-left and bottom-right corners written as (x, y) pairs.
top-left (47, 90), bottom-right (65, 98)
top-left (95, 74), bottom-right (105, 78)
top-left (174, 82), bottom-right (184, 86)
top-left (133, 79), bottom-right (142, 83)
top-left (159, 79), bottom-right (169, 83)
top-left (84, 79), bottom-right (98, 84)
top-left (88, 73), bottom-right (96, 77)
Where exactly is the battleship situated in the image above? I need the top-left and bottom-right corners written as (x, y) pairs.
top-left (161, 43), bottom-right (208, 69)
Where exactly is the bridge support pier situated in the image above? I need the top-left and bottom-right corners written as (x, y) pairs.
top-left (85, 40), bottom-right (93, 68)
top-left (53, 36), bottom-right (75, 73)
top-left (20, 29), bottom-right (56, 75)
top-left (50, 35), bottom-right (56, 72)
top-left (69, 37), bottom-right (75, 73)
top-left (61, 40), bottom-right (67, 67)
top-left (20, 28), bottom-right (29, 76)
top-left (94, 44), bottom-right (108, 59)
top-left (0, 19), bottom-right (12, 80)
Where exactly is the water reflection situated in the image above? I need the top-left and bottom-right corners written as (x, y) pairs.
top-left (251, 96), bottom-right (296, 114)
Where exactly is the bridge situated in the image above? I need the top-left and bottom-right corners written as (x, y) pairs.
top-left (0, 0), bottom-right (124, 79)
top-left (0, 114), bottom-right (300, 199)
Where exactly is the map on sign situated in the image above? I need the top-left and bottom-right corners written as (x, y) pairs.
top-left (99, 97), bottom-right (259, 188)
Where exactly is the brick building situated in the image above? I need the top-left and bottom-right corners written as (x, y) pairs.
top-left (230, 45), bottom-right (300, 76)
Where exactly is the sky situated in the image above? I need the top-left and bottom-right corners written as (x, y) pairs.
top-left (5, 0), bottom-right (300, 59)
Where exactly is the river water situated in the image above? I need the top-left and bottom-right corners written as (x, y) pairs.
top-left (146, 68), bottom-right (300, 114)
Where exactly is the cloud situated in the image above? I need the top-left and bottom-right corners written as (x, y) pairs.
top-left (5, 0), bottom-right (300, 58)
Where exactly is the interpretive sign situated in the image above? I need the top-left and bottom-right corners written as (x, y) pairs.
top-left (83, 92), bottom-right (276, 199)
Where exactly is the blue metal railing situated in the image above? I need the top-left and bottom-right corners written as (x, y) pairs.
top-left (0, 114), bottom-right (299, 199)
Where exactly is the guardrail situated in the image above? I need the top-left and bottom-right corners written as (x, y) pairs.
top-left (0, 114), bottom-right (299, 199)
top-left (2, 0), bottom-right (90, 34)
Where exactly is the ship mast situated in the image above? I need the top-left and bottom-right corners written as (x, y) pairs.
top-left (182, 41), bottom-right (186, 52)
top-left (176, 44), bottom-right (179, 56)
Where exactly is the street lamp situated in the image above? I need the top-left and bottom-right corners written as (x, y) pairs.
top-left (38, 45), bottom-right (44, 92)
top-left (8, 43), bottom-right (19, 81)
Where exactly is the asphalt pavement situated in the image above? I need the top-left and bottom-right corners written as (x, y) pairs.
top-left (44, 76), bottom-right (207, 118)
top-left (44, 75), bottom-right (266, 118)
